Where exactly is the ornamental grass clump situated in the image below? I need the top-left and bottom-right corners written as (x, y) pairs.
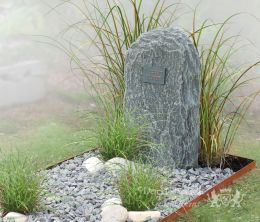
top-left (190, 14), bottom-right (260, 167)
top-left (118, 163), bottom-right (163, 211)
top-left (0, 154), bottom-right (42, 214)
top-left (92, 105), bottom-right (150, 161)
top-left (47, 0), bottom-right (177, 110)
top-left (86, 0), bottom-right (177, 107)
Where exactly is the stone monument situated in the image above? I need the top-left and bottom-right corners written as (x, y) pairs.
top-left (124, 27), bottom-right (200, 168)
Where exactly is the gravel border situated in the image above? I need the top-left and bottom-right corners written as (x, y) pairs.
top-left (28, 150), bottom-right (233, 222)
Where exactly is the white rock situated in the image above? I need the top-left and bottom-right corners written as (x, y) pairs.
top-left (101, 205), bottom-right (128, 222)
top-left (104, 157), bottom-right (130, 175)
top-left (128, 211), bottom-right (161, 222)
top-left (82, 157), bottom-right (104, 173)
top-left (3, 212), bottom-right (28, 222)
top-left (101, 197), bottom-right (122, 209)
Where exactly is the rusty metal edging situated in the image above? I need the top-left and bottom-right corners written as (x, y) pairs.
top-left (45, 148), bottom-right (98, 170)
top-left (160, 159), bottom-right (256, 222)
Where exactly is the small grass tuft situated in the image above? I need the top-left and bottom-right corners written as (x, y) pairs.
top-left (118, 163), bottom-right (163, 211)
top-left (91, 105), bottom-right (150, 161)
top-left (0, 154), bottom-right (43, 214)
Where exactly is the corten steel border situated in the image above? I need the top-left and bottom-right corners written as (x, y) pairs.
top-left (160, 157), bottom-right (256, 222)
top-left (45, 148), bottom-right (98, 170)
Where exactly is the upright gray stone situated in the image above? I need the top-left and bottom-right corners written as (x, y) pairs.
top-left (124, 27), bottom-right (200, 168)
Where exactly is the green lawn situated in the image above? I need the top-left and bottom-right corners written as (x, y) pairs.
top-left (0, 121), bottom-right (92, 169)
top-left (176, 131), bottom-right (260, 222)
top-left (0, 89), bottom-right (96, 169)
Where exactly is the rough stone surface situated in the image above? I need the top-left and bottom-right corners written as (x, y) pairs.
top-left (128, 211), bottom-right (161, 222)
top-left (3, 212), bottom-right (28, 222)
top-left (124, 27), bottom-right (200, 168)
top-left (82, 156), bottom-right (104, 173)
top-left (101, 205), bottom-right (128, 222)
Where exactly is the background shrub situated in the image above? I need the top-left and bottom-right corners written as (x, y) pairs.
top-left (118, 163), bottom-right (163, 211)
top-left (0, 154), bottom-right (42, 214)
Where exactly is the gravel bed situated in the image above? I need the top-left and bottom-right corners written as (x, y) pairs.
top-left (28, 150), bottom-right (233, 222)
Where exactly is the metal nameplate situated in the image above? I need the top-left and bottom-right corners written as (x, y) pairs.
top-left (142, 65), bottom-right (166, 85)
